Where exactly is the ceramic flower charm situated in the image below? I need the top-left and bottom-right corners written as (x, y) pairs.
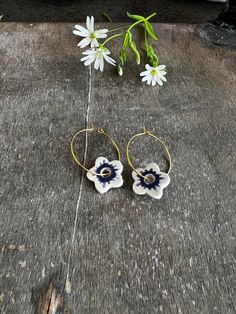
top-left (87, 157), bottom-right (123, 193)
top-left (132, 163), bottom-right (170, 199)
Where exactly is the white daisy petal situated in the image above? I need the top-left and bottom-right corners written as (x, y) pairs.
top-left (95, 30), bottom-right (108, 39)
top-left (81, 54), bottom-right (93, 61)
top-left (86, 16), bottom-right (91, 31)
top-left (142, 75), bottom-right (151, 82)
top-left (140, 70), bottom-right (150, 77)
top-left (96, 28), bottom-right (108, 34)
top-left (99, 57), bottom-right (104, 72)
top-left (94, 57), bottom-right (100, 70)
top-left (103, 53), bottom-right (116, 66)
top-left (73, 30), bottom-right (88, 37)
top-left (156, 78), bottom-right (163, 86)
top-left (160, 75), bottom-right (167, 82)
top-left (74, 25), bottom-right (90, 35)
top-left (157, 65), bottom-right (166, 70)
top-left (145, 64), bottom-right (151, 70)
top-left (91, 38), bottom-right (99, 48)
top-left (90, 16), bottom-right (95, 32)
top-left (152, 78), bottom-right (156, 86)
top-left (147, 78), bottom-right (152, 85)
top-left (84, 56), bottom-right (96, 66)
top-left (78, 37), bottom-right (92, 48)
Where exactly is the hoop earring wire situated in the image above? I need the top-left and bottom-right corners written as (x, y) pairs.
top-left (71, 125), bottom-right (121, 177)
top-left (126, 128), bottom-right (172, 178)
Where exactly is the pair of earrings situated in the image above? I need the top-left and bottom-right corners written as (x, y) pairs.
top-left (71, 126), bottom-right (172, 199)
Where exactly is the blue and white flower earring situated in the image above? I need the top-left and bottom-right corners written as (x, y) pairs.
top-left (126, 128), bottom-right (172, 199)
top-left (71, 126), bottom-right (123, 193)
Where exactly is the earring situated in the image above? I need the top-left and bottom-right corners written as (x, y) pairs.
top-left (71, 125), bottom-right (124, 193)
top-left (126, 128), bottom-right (172, 199)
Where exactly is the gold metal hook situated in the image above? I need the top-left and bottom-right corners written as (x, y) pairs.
top-left (126, 128), bottom-right (172, 178)
top-left (71, 126), bottom-right (121, 176)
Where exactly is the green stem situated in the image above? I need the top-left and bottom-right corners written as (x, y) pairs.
top-left (144, 29), bottom-right (149, 49)
top-left (127, 12), bottom-right (156, 32)
top-left (100, 33), bottom-right (122, 47)
top-left (107, 25), bottom-right (129, 33)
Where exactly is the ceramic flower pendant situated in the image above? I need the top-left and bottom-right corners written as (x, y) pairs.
top-left (132, 162), bottom-right (170, 199)
top-left (87, 157), bottom-right (123, 193)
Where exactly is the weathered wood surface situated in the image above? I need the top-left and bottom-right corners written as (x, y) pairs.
top-left (0, 23), bottom-right (236, 314)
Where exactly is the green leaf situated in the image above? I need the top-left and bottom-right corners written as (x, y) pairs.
top-left (122, 31), bottom-right (130, 48)
top-left (144, 21), bottom-right (158, 40)
top-left (127, 12), bottom-right (145, 21)
top-left (101, 12), bottom-right (112, 22)
top-left (129, 40), bottom-right (140, 65)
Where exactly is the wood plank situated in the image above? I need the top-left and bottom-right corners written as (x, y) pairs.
top-left (0, 22), bottom-right (236, 314)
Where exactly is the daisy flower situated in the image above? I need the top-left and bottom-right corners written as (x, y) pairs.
top-left (73, 16), bottom-right (108, 48)
top-left (81, 47), bottom-right (116, 72)
top-left (140, 64), bottom-right (167, 86)
top-left (87, 157), bottom-right (123, 193)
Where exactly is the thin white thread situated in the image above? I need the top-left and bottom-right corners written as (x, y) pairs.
top-left (66, 65), bottom-right (92, 293)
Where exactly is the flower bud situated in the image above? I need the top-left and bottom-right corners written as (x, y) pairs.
top-left (117, 64), bottom-right (123, 76)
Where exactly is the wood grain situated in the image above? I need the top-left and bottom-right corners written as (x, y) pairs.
top-left (0, 23), bottom-right (236, 314)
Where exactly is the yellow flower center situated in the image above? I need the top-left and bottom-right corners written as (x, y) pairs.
top-left (151, 69), bottom-right (156, 76)
top-left (90, 32), bottom-right (96, 39)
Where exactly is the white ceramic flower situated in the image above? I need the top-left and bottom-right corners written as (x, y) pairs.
top-left (132, 163), bottom-right (170, 199)
top-left (87, 157), bottom-right (123, 193)
top-left (140, 64), bottom-right (167, 86)
top-left (81, 47), bottom-right (116, 71)
top-left (73, 16), bottom-right (108, 48)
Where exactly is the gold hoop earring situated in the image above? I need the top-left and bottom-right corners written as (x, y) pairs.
top-left (71, 125), bottom-right (123, 193)
top-left (126, 128), bottom-right (172, 199)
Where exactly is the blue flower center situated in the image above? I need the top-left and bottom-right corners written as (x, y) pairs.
top-left (96, 162), bottom-right (117, 185)
top-left (138, 169), bottom-right (162, 190)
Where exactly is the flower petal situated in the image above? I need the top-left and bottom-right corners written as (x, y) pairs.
top-left (86, 167), bottom-right (97, 182)
top-left (74, 25), bottom-right (90, 35)
top-left (110, 160), bottom-right (123, 174)
top-left (132, 168), bottom-right (144, 181)
top-left (95, 30), bottom-right (108, 38)
top-left (152, 78), bottom-right (157, 86)
top-left (110, 174), bottom-right (124, 188)
top-left (147, 187), bottom-right (163, 199)
top-left (91, 38), bottom-right (99, 48)
top-left (78, 37), bottom-right (91, 48)
top-left (84, 56), bottom-right (95, 66)
top-left (103, 53), bottom-right (116, 66)
top-left (142, 75), bottom-right (151, 82)
top-left (140, 70), bottom-right (150, 77)
top-left (73, 30), bottom-right (88, 37)
top-left (156, 78), bottom-right (163, 86)
top-left (94, 57), bottom-right (100, 70)
top-left (159, 172), bottom-right (170, 188)
top-left (99, 56), bottom-right (104, 72)
top-left (146, 163), bottom-right (160, 173)
top-left (95, 157), bottom-right (109, 168)
top-left (133, 182), bottom-right (146, 195)
top-left (159, 75), bottom-right (167, 82)
top-left (145, 64), bottom-right (152, 70)
top-left (157, 65), bottom-right (166, 70)
top-left (94, 181), bottom-right (110, 194)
